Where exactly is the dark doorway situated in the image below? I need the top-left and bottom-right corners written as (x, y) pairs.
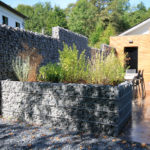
top-left (124, 47), bottom-right (138, 72)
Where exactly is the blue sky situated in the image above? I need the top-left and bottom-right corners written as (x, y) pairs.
top-left (1, 0), bottom-right (77, 8)
top-left (1, 0), bottom-right (150, 9)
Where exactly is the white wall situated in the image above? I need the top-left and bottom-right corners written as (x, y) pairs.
top-left (0, 6), bottom-right (24, 29)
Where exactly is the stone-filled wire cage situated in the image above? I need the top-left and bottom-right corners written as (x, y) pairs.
top-left (1, 81), bottom-right (132, 136)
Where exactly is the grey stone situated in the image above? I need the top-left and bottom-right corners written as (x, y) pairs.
top-left (1, 80), bottom-right (132, 136)
top-left (0, 25), bottom-right (92, 80)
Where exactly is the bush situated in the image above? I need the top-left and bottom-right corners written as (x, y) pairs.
top-left (38, 62), bottom-right (62, 82)
top-left (12, 56), bottom-right (30, 82)
top-left (59, 44), bottom-right (89, 83)
top-left (38, 44), bottom-right (126, 85)
top-left (88, 51), bottom-right (126, 85)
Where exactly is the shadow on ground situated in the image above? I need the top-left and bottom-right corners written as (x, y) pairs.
top-left (0, 118), bottom-right (150, 150)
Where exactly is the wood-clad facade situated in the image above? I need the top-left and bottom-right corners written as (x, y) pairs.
top-left (110, 34), bottom-right (150, 82)
top-left (110, 18), bottom-right (150, 92)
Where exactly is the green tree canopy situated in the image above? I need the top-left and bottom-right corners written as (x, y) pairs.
top-left (124, 2), bottom-right (148, 28)
top-left (67, 0), bottom-right (97, 37)
top-left (89, 0), bottom-right (129, 47)
top-left (16, 0), bottom-right (150, 49)
top-left (93, 23), bottom-right (116, 48)
top-left (89, 20), bottom-right (105, 45)
top-left (16, 2), bottom-right (67, 35)
top-left (137, 2), bottom-right (146, 11)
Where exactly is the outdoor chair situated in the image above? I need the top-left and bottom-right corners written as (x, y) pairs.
top-left (132, 70), bottom-right (146, 99)
top-left (139, 70), bottom-right (146, 99)
top-left (132, 70), bottom-right (141, 98)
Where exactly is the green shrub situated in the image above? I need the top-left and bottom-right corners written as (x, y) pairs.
top-left (37, 44), bottom-right (126, 85)
top-left (12, 56), bottom-right (30, 82)
top-left (38, 62), bottom-right (62, 82)
top-left (59, 44), bottom-right (88, 83)
top-left (88, 51), bottom-right (126, 85)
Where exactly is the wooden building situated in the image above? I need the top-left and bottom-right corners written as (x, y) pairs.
top-left (110, 18), bottom-right (150, 89)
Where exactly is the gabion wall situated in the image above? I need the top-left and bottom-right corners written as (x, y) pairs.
top-left (0, 25), bottom-right (90, 80)
top-left (1, 80), bottom-right (132, 136)
top-left (52, 26), bottom-right (89, 52)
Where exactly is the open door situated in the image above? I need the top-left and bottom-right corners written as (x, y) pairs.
top-left (124, 47), bottom-right (138, 73)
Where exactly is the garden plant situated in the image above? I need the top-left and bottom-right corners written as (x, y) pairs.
top-left (12, 43), bottom-right (126, 85)
top-left (38, 44), bottom-right (126, 85)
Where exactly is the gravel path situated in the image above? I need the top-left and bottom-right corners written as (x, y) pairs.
top-left (0, 117), bottom-right (150, 150)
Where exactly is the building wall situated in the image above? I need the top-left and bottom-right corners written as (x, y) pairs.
top-left (0, 6), bottom-right (24, 28)
top-left (110, 34), bottom-right (150, 83)
top-left (0, 25), bottom-right (91, 80)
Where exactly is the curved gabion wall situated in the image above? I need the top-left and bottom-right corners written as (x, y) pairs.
top-left (1, 81), bottom-right (132, 136)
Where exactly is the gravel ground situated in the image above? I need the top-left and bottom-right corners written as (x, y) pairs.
top-left (0, 117), bottom-right (150, 150)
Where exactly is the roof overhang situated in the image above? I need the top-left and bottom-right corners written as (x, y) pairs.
top-left (119, 17), bottom-right (150, 36)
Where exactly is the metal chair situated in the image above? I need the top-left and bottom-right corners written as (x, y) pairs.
top-left (139, 70), bottom-right (146, 99)
top-left (133, 70), bottom-right (146, 99)
top-left (132, 70), bottom-right (141, 99)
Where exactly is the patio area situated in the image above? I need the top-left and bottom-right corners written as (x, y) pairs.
top-left (120, 85), bottom-right (150, 144)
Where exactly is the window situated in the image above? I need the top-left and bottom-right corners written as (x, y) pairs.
top-left (16, 22), bottom-right (20, 28)
top-left (2, 16), bottom-right (8, 25)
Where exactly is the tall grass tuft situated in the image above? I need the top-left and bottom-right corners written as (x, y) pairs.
top-left (20, 43), bottom-right (43, 82)
top-left (12, 56), bottom-right (30, 82)
top-left (88, 51), bottom-right (126, 85)
top-left (12, 43), bottom-right (43, 82)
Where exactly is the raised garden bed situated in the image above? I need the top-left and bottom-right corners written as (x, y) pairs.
top-left (0, 80), bottom-right (132, 136)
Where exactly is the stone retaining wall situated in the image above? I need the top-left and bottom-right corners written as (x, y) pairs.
top-left (1, 80), bottom-right (132, 136)
top-left (52, 26), bottom-right (88, 52)
top-left (0, 25), bottom-right (90, 80)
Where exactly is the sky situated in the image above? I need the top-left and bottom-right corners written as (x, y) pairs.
top-left (1, 0), bottom-right (150, 9)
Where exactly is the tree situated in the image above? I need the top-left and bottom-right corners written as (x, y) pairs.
top-left (16, 5), bottom-right (34, 31)
top-left (89, 0), bottom-right (113, 13)
top-left (99, 0), bottom-right (130, 32)
top-left (124, 2), bottom-right (148, 28)
top-left (16, 0), bottom-right (150, 48)
top-left (65, 3), bottom-right (75, 18)
top-left (44, 6), bottom-right (68, 35)
top-left (94, 24), bottom-right (116, 48)
top-left (89, 20), bottom-right (104, 45)
top-left (16, 2), bottom-right (68, 35)
top-left (53, 6), bottom-right (68, 29)
top-left (68, 0), bottom-right (97, 37)
top-left (89, 0), bottom-right (129, 47)
top-left (137, 2), bottom-right (146, 11)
